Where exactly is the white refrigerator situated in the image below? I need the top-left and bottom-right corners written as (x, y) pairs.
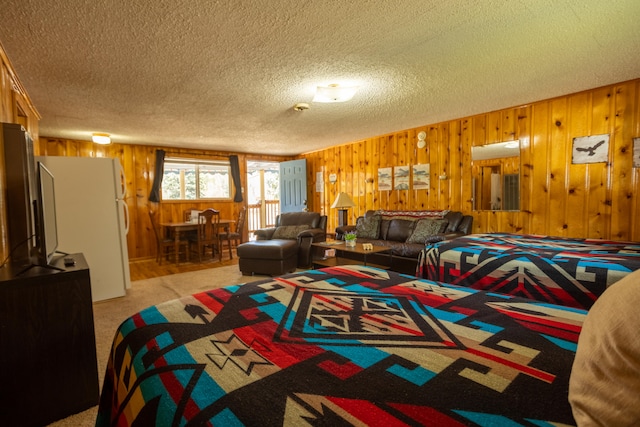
top-left (35, 156), bottom-right (131, 302)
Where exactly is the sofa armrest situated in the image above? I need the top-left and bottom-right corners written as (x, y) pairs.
top-left (424, 234), bottom-right (447, 244)
top-left (296, 229), bottom-right (326, 268)
top-left (457, 215), bottom-right (473, 235)
top-left (335, 225), bottom-right (356, 240)
top-left (424, 232), bottom-right (465, 245)
top-left (298, 228), bottom-right (326, 242)
top-left (254, 227), bottom-right (276, 240)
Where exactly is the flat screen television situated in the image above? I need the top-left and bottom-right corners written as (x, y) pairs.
top-left (34, 161), bottom-right (59, 266)
top-left (1, 123), bottom-right (37, 267)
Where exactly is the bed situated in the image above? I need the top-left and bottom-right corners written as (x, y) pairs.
top-left (97, 265), bottom-right (584, 426)
top-left (420, 233), bottom-right (640, 310)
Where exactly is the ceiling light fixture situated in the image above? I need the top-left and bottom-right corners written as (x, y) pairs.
top-left (92, 133), bottom-right (111, 144)
top-left (313, 84), bottom-right (358, 103)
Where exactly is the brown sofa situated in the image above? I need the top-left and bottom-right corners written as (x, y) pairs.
top-left (335, 209), bottom-right (473, 274)
top-left (238, 211), bottom-right (327, 275)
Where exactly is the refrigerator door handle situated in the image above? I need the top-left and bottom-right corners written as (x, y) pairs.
top-left (119, 163), bottom-right (127, 199)
top-left (119, 199), bottom-right (130, 235)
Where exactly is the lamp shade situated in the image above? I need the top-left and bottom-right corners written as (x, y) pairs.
top-left (331, 192), bottom-right (356, 209)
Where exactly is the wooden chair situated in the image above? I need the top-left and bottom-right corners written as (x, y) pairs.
top-left (219, 207), bottom-right (246, 259)
top-left (183, 209), bottom-right (200, 223)
top-left (189, 208), bottom-right (221, 262)
top-left (149, 208), bottom-right (188, 264)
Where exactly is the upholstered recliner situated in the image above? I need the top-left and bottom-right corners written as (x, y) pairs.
top-left (237, 212), bottom-right (327, 275)
top-left (253, 211), bottom-right (327, 267)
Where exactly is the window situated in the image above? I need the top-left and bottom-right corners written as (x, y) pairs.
top-left (161, 157), bottom-right (231, 200)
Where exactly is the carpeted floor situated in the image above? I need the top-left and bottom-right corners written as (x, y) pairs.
top-left (48, 265), bottom-right (272, 426)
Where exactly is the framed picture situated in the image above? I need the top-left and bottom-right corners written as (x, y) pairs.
top-left (572, 134), bottom-right (609, 164)
top-left (378, 167), bottom-right (392, 191)
top-left (393, 166), bottom-right (410, 190)
top-left (412, 164), bottom-right (430, 190)
top-left (633, 138), bottom-right (640, 168)
top-left (315, 171), bottom-right (324, 192)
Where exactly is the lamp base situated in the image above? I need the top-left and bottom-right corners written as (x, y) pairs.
top-left (337, 209), bottom-right (349, 227)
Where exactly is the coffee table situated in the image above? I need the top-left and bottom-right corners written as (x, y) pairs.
top-left (311, 240), bottom-right (391, 269)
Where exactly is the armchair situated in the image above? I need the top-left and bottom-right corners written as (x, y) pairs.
top-left (254, 211), bottom-right (327, 267)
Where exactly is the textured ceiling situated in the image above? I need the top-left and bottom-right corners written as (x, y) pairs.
top-left (0, 0), bottom-right (639, 155)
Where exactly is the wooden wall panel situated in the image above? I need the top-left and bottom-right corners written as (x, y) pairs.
top-left (516, 106), bottom-right (532, 232)
top-left (529, 102), bottom-right (550, 232)
top-left (301, 78), bottom-right (640, 242)
top-left (632, 83), bottom-right (640, 239)
top-left (566, 92), bottom-right (590, 238)
top-left (611, 83), bottom-right (638, 240)
top-left (459, 119), bottom-right (474, 224)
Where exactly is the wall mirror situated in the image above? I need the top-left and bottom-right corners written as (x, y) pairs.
top-left (471, 140), bottom-right (521, 211)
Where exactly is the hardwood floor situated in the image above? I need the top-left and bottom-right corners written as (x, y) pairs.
top-left (129, 250), bottom-right (239, 281)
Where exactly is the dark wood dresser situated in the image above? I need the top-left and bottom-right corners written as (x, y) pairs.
top-left (0, 253), bottom-right (99, 426)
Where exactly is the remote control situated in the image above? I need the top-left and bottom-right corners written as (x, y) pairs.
top-left (64, 257), bottom-right (75, 266)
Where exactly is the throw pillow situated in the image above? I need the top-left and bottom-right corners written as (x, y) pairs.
top-left (272, 225), bottom-right (310, 239)
top-left (406, 218), bottom-right (448, 244)
top-left (356, 215), bottom-right (380, 239)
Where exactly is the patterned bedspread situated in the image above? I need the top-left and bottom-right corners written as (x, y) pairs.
top-left (421, 233), bottom-right (640, 310)
top-left (97, 265), bottom-right (584, 426)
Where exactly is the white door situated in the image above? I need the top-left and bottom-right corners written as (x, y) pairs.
top-left (279, 159), bottom-right (307, 213)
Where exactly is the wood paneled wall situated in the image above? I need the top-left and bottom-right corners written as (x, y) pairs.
top-left (302, 79), bottom-right (640, 241)
top-left (35, 138), bottom-right (292, 260)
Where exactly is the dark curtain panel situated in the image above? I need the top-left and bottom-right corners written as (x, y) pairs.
top-left (229, 155), bottom-right (243, 202)
top-left (148, 149), bottom-right (166, 203)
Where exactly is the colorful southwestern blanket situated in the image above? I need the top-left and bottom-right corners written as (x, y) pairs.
top-left (420, 233), bottom-right (640, 310)
top-left (97, 265), bottom-right (584, 426)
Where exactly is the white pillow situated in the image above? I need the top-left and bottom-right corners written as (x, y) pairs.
top-left (569, 269), bottom-right (640, 426)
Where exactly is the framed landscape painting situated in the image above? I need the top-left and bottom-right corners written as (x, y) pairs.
top-left (394, 166), bottom-right (410, 190)
top-left (378, 167), bottom-right (392, 191)
top-left (412, 164), bottom-right (430, 190)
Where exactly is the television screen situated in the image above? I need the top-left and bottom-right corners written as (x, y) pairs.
top-left (36, 162), bottom-right (58, 265)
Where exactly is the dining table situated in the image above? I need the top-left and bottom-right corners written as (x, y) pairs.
top-left (160, 218), bottom-right (235, 263)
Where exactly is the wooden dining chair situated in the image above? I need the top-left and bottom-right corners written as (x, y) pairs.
top-left (183, 209), bottom-right (200, 223)
top-left (219, 207), bottom-right (246, 259)
top-left (149, 208), bottom-right (189, 264)
top-left (189, 208), bottom-right (221, 262)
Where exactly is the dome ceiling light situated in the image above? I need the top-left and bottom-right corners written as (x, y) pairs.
top-left (313, 84), bottom-right (358, 103)
top-left (92, 133), bottom-right (111, 144)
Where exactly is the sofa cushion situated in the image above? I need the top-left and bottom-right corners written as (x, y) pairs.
top-left (272, 224), bottom-right (310, 239)
top-left (379, 219), bottom-right (391, 240)
top-left (386, 219), bottom-right (416, 242)
top-left (406, 218), bottom-right (449, 244)
top-left (443, 211), bottom-right (463, 233)
top-left (356, 215), bottom-right (380, 239)
top-left (237, 240), bottom-right (298, 259)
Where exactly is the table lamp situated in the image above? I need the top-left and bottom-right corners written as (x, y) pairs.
top-left (331, 192), bottom-right (356, 226)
